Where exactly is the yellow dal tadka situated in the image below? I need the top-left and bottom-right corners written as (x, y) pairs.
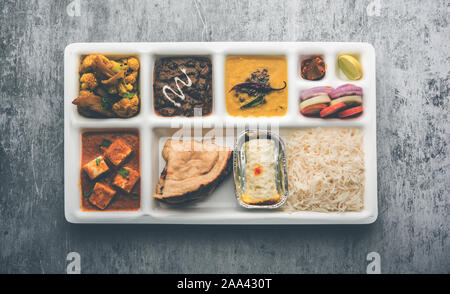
top-left (225, 56), bottom-right (288, 117)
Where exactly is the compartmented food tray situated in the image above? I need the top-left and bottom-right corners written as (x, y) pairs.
top-left (64, 42), bottom-right (377, 224)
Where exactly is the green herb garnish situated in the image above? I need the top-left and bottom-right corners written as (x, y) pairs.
top-left (121, 92), bottom-right (136, 98)
top-left (101, 96), bottom-right (109, 110)
top-left (83, 190), bottom-right (93, 198)
top-left (118, 168), bottom-right (130, 178)
top-left (230, 68), bottom-right (286, 110)
top-left (96, 157), bottom-right (101, 166)
top-left (100, 139), bottom-right (112, 148)
top-left (240, 95), bottom-right (265, 109)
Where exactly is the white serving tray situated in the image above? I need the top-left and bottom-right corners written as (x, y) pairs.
top-left (64, 42), bottom-right (377, 224)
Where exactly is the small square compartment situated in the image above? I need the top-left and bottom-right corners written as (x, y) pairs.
top-left (298, 53), bottom-right (327, 81)
top-left (79, 128), bottom-right (141, 212)
top-left (298, 83), bottom-right (333, 118)
top-left (150, 126), bottom-right (238, 216)
top-left (298, 82), bottom-right (365, 121)
top-left (335, 53), bottom-right (363, 81)
top-left (152, 55), bottom-right (214, 118)
top-left (233, 129), bottom-right (288, 209)
top-left (224, 55), bottom-right (288, 118)
top-left (73, 53), bottom-right (142, 120)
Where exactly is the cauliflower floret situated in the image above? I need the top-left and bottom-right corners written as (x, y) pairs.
top-left (112, 96), bottom-right (139, 117)
top-left (80, 73), bottom-right (98, 90)
top-left (80, 54), bottom-right (110, 73)
top-left (79, 55), bottom-right (97, 73)
top-left (127, 58), bottom-right (140, 71)
top-left (118, 82), bottom-right (134, 95)
top-left (124, 71), bottom-right (138, 84)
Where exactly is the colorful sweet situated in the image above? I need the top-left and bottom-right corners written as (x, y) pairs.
top-left (338, 106), bottom-right (363, 118)
top-left (338, 54), bottom-right (363, 80)
top-left (319, 102), bottom-right (347, 118)
top-left (225, 56), bottom-right (288, 117)
top-left (330, 95), bottom-right (362, 106)
top-left (299, 86), bottom-right (334, 101)
top-left (300, 56), bottom-right (326, 80)
top-left (300, 95), bottom-right (331, 111)
top-left (300, 104), bottom-right (328, 116)
top-left (329, 84), bottom-right (363, 99)
top-left (299, 84), bottom-right (363, 119)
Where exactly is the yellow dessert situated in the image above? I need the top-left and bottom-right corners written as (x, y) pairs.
top-left (242, 139), bottom-right (280, 205)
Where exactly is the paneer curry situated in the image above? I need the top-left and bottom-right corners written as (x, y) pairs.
top-left (81, 131), bottom-right (140, 211)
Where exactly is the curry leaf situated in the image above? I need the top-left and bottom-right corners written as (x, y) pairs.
top-left (121, 92), bottom-right (136, 98)
top-left (83, 190), bottom-right (93, 198)
top-left (118, 168), bottom-right (130, 178)
top-left (101, 96), bottom-right (109, 109)
top-left (100, 139), bottom-right (112, 148)
top-left (240, 95), bottom-right (265, 109)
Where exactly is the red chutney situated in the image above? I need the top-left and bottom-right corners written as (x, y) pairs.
top-left (80, 131), bottom-right (140, 211)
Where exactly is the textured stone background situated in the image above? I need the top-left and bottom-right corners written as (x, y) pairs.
top-left (0, 0), bottom-right (449, 274)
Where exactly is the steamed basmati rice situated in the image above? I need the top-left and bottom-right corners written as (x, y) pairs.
top-left (285, 128), bottom-right (365, 212)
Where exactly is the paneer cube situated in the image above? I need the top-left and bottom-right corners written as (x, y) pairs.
top-left (113, 167), bottom-right (140, 193)
top-left (105, 139), bottom-right (132, 166)
top-left (82, 156), bottom-right (109, 180)
top-left (88, 182), bottom-right (116, 210)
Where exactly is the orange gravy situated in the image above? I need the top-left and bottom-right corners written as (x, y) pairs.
top-left (80, 131), bottom-right (140, 211)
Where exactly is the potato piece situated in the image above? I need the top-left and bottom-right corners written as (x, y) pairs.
top-left (113, 167), bottom-right (140, 193)
top-left (105, 139), bottom-right (132, 166)
top-left (80, 54), bottom-right (105, 73)
top-left (127, 57), bottom-right (140, 71)
top-left (89, 182), bottom-right (116, 210)
top-left (72, 90), bottom-right (115, 117)
top-left (82, 156), bottom-right (109, 180)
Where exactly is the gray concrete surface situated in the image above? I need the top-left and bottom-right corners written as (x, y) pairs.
top-left (0, 0), bottom-right (449, 274)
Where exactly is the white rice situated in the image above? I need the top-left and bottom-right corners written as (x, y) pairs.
top-left (284, 128), bottom-right (365, 212)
